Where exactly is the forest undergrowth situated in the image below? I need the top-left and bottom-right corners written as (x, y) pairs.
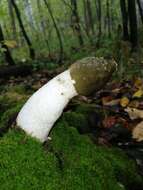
top-left (0, 41), bottom-right (143, 190)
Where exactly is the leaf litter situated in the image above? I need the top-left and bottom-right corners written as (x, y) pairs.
top-left (71, 77), bottom-right (143, 175)
top-left (1, 70), bottom-right (143, 175)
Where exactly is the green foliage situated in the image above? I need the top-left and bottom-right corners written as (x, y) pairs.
top-left (32, 60), bottom-right (59, 71)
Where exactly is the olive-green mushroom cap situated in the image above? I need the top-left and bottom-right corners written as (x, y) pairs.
top-left (70, 57), bottom-right (117, 96)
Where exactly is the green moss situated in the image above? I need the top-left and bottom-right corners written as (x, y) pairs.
top-left (49, 120), bottom-right (143, 190)
top-left (0, 92), bottom-right (27, 118)
top-left (74, 103), bottom-right (94, 114)
top-left (63, 112), bottom-right (90, 133)
top-left (0, 99), bottom-right (142, 190)
top-left (0, 92), bottom-right (26, 129)
top-left (0, 130), bottom-right (62, 190)
top-left (8, 85), bottom-right (33, 95)
top-left (0, 103), bottom-right (23, 128)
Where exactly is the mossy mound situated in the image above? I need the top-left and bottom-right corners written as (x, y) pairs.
top-left (0, 121), bottom-right (142, 190)
top-left (49, 119), bottom-right (143, 190)
top-left (0, 103), bottom-right (143, 190)
top-left (0, 89), bottom-right (27, 129)
top-left (0, 84), bottom-right (29, 119)
top-left (0, 130), bottom-right (61, 190)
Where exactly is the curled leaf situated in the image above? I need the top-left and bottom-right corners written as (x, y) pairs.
top-left (120, 97), bottom-right (130, 107)
top-left (132, 121), bottom-right (143, 142)
top-left (125, 107), bottom-right (143, 120)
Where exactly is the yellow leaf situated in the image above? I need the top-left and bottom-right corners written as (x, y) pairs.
top-left (134, 78), bottom-right (143, 89)
top-left (133, 89), bottom-right (143, 98)
top-left (120, 97), bottom-right (130, 107)
top-left (4, 40), bottom-right (17, 48)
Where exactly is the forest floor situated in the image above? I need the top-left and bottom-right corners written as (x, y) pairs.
top-left (0, 49), bottom-right (143, 189)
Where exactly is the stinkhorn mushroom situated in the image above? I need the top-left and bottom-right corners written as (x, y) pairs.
top-left (17, 57), bottom-right (117, 142)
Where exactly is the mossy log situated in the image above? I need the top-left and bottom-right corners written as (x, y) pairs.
top-left (0, 65), bottom-right (32, 78)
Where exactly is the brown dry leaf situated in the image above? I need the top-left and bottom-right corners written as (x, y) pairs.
top-left (102, 116), bottom-right (117, 128)
top-left (120, 97), bottom-right (130, 107)
top-left (128, 100), bottom-right (140, 108)
top-left (138, 101), bottom-right (143, 109)
top-left (132, 121), bottom-right (143, 142)
top-left (102, 96), bottom-right (112, 105)
top-left (102, 96), bottom-right (120, 106)
top-left (128, 100), bottom-right (139, 108)
top-left (125, 107), bottom-right (143, 120)
top-left (103, 99), bottom-right (120, 106)
top-left (111, 88), bottom-right (122, 93)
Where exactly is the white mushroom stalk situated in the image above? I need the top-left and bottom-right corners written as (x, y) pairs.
top-left (17, 57), bottom-right (117, 142)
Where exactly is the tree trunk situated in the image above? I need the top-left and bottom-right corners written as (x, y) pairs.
top-left (106, 0), bottom-right (111, 38)
top-left (83, 0), bottom-right (90, 36)
top-left (96, 0), bottom-right (102, 46)
top-left (11, 0), bottom-right (35, 59)
top-left (7, 0), bottom-right (17, 40)
top-left (137, 0), bottom-right (143, 24)
top-left (128, 0), bottom-right (138, 49)
top-left (120, 0), bottom-right (129, 40)
top-left (0, 24), bottom-right (15, 65)
top-left (37, 0), bottom-right (51, 55)
top-left (24, 0), bottom-right (36, 29)
top-left (70, 0), bottom-right (84, 46)
top-left (44, 0), bottom-right (64, 63)
top-left (86, 0), bottom-right (95, 35)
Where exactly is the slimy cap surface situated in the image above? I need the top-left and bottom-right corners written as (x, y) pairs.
top-left (70, 57), bottom-right (117, 95)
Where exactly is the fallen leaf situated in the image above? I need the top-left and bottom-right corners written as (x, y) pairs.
top-left (132, 121), bottom-right (143, 142)
top-left (102, 116), bottom-right (117, 128)
top-left (125, 107), bottom-right (143, 120)
top-left (102, 96), bottom-right (112, 105)
top-left (120, 97), bottom-right (130, 107)
top-left (104, 99), bottom-right (120, 106)
top-left (102, 97), bottom-right (120, 106)
top-left (133, 89), bottom-right (143, 98)
top-left (111, 88), bottom-right (122, 93)
top-left (134, 78), bottom-right (143, 89)
top-left (138, 101), bottom-right (143, 109)
top-left (128, 100), bottom-right (139, 108)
